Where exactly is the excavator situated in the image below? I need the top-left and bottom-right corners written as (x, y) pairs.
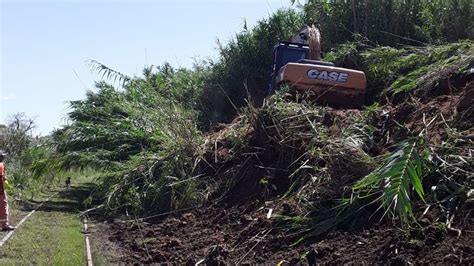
top-left (269, 25), bottom-right (366, 107)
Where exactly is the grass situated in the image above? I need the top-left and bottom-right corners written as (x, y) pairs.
top-left (0, 211), bottom-right (85, 265)
top-left (361, 41), bottom-right (473, 97)
top-left (0, 180), bottom-right (96, 265)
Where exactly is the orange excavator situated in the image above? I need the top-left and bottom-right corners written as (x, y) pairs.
top-left (269, 25), bottom-right (366, 107)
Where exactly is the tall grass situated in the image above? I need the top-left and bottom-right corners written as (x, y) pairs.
top-left (33, 63), bottom-right (205, 216)
top-left (301, 0), bottom-right (473, 47)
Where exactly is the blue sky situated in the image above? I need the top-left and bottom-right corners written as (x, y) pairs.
top-left (1, 0), bottom-right (292, 135)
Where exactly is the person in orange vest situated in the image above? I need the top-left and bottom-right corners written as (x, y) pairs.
top-left (0, 150), bottom-right (15, 231)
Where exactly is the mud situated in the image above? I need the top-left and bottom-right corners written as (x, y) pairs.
top-left (105, 202), bottom-right (473, 264)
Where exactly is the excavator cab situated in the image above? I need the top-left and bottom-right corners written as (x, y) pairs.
top-left (268, 26), bottom-right (366, 108)
top-left (269, 41), bottom-right (306, 91)
top-left (269, 41), bottom-right (334, 91)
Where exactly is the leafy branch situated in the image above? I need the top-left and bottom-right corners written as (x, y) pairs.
top-left (88, 60), bottom-right (131, 87)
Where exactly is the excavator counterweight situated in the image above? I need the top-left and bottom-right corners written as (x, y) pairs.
top-left (269, 25), bottom-right (366, 107)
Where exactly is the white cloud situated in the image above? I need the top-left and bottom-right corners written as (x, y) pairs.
top-left (1, 93), bottom-right (16, 101)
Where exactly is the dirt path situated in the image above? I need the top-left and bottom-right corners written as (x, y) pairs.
top-left (0, 183), bottom-right (95, 265)
top-left (103, 202), bottom-right (474, 264)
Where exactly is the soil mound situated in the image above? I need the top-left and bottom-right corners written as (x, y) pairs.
top-left (103, 45), bottom-right (473, 264)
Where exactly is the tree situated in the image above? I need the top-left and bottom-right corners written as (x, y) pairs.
top-left (0, 113), bottom-right (36, 157)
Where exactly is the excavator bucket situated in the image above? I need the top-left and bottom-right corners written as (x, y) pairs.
top-left (275, 61), bottom-right (366, 107)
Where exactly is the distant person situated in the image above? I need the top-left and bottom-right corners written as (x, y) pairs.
top-left (65, 177), bottom-right (71, 188)
top-left (0, 150), bottom-right (15, 231)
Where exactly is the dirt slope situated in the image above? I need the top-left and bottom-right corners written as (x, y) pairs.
top-left (95, 49), bottom-right (473, 264)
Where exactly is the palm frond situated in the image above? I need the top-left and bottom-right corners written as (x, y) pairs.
top-left (353, 137), bottom-right (426, 221)
top-left (287, 137), bottom-right (428, 245)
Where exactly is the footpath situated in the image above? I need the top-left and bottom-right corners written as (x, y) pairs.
top-left (0, 183), bottom-right (95, 265)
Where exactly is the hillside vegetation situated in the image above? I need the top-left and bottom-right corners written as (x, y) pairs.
top-left (10, 1), bottom-right (473, 263)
